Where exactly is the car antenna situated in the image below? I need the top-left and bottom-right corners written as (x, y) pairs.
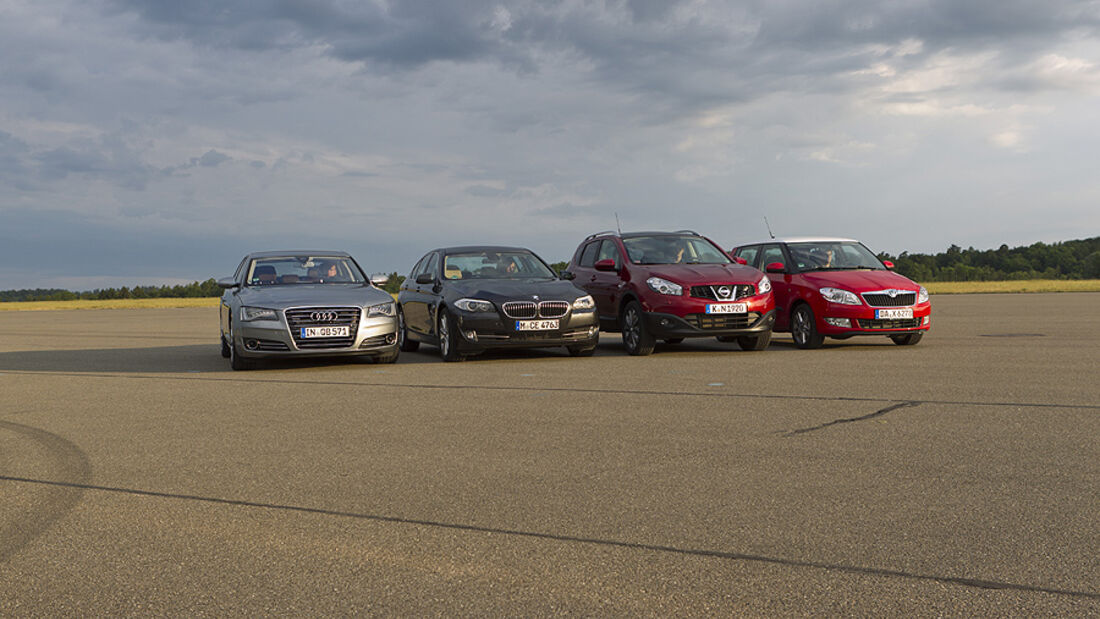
top-left (615, 212), bottom-right (622, 236)
top-left (764, 216), bottom-right (775, 239)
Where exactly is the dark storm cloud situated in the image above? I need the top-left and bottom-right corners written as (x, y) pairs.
top-left (33, 136), bottom-right (155, 190)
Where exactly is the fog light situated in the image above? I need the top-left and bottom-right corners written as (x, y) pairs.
top-left (245, 339), bottom-right (260, 350)
top-left (923, 316), bottom-right (931, 326)
top-left (589, 326), bottom-right (598, 336)
top-left (463, 330), bottom-right (478, 342)
top-left (385, 334), bottom-right (396, 345)
top-left (824, 318), bottom-right (851, 328)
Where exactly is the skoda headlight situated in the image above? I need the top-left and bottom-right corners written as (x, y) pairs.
top-left (646, 277), bottom-right (683, 296)
top-left (572, 295), bottom-right (595, 311)
top-left (819, 287), bottom-right (861, 305)
top-left (757, 275), bottom-right (772, 295)
top-left (454, 298), bottom-right (494, 313)
top-left (917, 286), bottom-right (929, 304)
top-left (240, 306), bottom-right (278, 322)
top-left (367, 301), bottom-right (396, 317)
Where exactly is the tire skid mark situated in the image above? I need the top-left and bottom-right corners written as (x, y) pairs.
top-left (4, 370), bottom-right (1099, 411)
top-left (1, 474), bottom-right (1096, 600)
top-left (784, 401), bottom-right (923, 436)
top-left (0, 421), bottom-right (92, 562)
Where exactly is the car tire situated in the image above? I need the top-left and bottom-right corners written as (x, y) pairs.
top-left (663, 338), bottom-right (684, 345)
top-left (438, 309), bottom-right (465, 362)
top-left (890, 333), bottom-right (924, 346)
top-left (566, 344), bottom-right (596, 357)
top-left (737, 332), bottom-right (772, 351)
top-left (715, 336), bottom-right (737, 343)
top-left (791, 305), bottom-right (825, 350)
top-left (621, 301), bottom-right (656, 356)
top-left (220, 334), bottom-right (231, 358)
top-left (398, 308), bottom-right (419, 352)
top-left (228, 326), bottom-right (255, 371)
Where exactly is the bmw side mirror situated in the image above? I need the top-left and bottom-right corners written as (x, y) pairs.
top-left (370, 273), bottom-right (389, 286)
top-left (415, 273), bottom-right (435, 285)
top-left (217, 277), bottom-right (239, 289)
top-left (765, 262), bottom-right (786, 273)
top-left (594, 259), bottom-right (617, 272)
top-left (560, 270), bottom-right (575, 280)
top-left (882, 260), bottom-right (895, 270)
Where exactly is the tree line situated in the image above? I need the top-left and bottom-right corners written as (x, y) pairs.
top-left (879, 237), bottom-right (1099, 282)
top-left (2, 239), bottom-right (1096, 302)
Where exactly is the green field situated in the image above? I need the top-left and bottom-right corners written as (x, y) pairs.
top-left (1, 281), bottom-right (1097, 311)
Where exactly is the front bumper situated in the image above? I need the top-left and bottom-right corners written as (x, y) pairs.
top-left (644, 309), bottom-right (776, 338)
top-left (234, 314), bottom-right (399, 358)
top-left (816, 303), bottom-right (932, 338)
top-left (452, 310), bottom-right (600, 351)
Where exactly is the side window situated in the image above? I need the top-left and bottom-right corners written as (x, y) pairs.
top-left (736, 246), bottom-right (759, 268)
top-left (578, 241), bottom-right (601, 268)
top-left (759, 244), bottom-right (785, 270)
top-left (596, 240), bottom-right (622, 269)
top-left (409, 254), bottom-right (429, 279)
top-left (424, 252), bottom-right (440, 279)
top-left (233, 258), bottom-right (249, 282)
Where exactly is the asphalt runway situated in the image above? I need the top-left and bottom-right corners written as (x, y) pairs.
top-left (1, 293), bottom-right (1097, 615)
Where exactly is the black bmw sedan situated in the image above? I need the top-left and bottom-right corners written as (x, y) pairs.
top-left (397, 246), bottom-right (600, 361)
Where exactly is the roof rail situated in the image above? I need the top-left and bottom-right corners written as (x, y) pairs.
top-left (675, 229), bottom-right (700, 235)
top-left (584, 230), bottom-right (617, 241)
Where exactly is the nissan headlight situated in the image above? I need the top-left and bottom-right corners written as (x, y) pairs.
top-left (454, 298), bottom-right (494, 313)
top-left (367, 301), bottom-right (396, 317)
top-left (757, 275), bottom-right (772, 294)
top-left (646, 277), bottom-right (683, 296)
top-left (819, 287), bottom-right (861, 305)
top-left (240, 306), bottom-right (278, 322)
top-left (572, 295), bottom-right (595, 310)
top-left (918, 286), bottom-right (929, 303)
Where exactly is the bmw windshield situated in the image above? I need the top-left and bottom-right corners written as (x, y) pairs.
top-left (623, 235), bottom-right (731, 265)
top-left (442, 251), bottom-right (557, 280)
top-left (246, 256), bottom-right (366, 286)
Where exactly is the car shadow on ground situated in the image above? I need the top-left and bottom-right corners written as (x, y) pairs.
top-left (0, 345), bottom-right (232, 374)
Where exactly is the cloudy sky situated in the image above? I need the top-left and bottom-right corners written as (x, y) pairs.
top-left (2, 0), bottom-right (1098, 289)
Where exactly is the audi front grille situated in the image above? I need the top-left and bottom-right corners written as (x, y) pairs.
top-left (285, 306), bottom-right (361, 349)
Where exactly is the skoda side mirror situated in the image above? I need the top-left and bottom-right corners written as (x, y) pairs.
top-left (882, 260), bottom-right (895, 270)
top-left (765, 262), bottom-right (786, 273)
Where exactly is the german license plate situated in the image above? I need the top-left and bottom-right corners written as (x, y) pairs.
top-left (875, 308), bottom-right (913, 319)
top-left (706, 303), bottom-right (747, 314)
top-left (515, 319), bottom-right (559, 331)
top-left (301, 326), bottom-right (350, 338)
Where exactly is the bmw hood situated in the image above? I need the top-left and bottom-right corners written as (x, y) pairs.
top-left (445, 278), bottom-right (589, 303)
top-left (236, 284), bottom-right (394, 308)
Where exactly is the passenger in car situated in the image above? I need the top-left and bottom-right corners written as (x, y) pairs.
top-left (254, 265), bottom-right (277, 284)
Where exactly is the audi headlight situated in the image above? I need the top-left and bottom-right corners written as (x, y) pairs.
top-left (757, 275), bottom-right (771, 295)
top-left (454, 298), bottom-right (494, 313)
top-left (367, 301), bottom-right (396, 317)
top-left (819, 287), bottom-right (861, 305)
top-left (646, 277), bottom-right (683, 296)
top-left (572, 295), bottom-right (595, 311)
top-left (240, 306), bottom-right (278, 322)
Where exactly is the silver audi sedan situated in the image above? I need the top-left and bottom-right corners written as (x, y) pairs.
top-left (218, 251), bottom-right (399, 370)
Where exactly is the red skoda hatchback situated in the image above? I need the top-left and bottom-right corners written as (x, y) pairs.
top-left (731, 238), bottom-right (930, 348)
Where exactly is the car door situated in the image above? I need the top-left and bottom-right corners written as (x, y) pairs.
top-left (756, 243), bottom-right (793, 330)
top-left (590, 240), bottom-right (625, 325)
top-left (402, 253), bottom-right (437, 335)
top-left (571, 240), bottom-right (610, 316)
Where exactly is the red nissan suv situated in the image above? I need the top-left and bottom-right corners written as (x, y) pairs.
top-left (731, 237), bottom-right (931, 348)
top-left (563, 231), bottom-right (775, 355)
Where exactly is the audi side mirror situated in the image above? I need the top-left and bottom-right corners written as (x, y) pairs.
top-left (765, 262), bottom-right (786, 273)
top-left (370, 273), bottom-right (389, 286)
top-left (415, 273), bottom-right (435, 285)
top-left (217, 277), bottom-right (239, 289)
top-left (594, 259), bottom-right (617, 272)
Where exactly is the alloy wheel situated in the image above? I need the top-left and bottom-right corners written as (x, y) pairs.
top-left (623, 307), bottom-right (639, 351)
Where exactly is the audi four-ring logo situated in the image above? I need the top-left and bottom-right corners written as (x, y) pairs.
top-left (310, 311), bottom-right (339, 322)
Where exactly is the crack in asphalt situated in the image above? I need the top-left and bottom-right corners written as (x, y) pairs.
top-left (784, 401), bottom-right (923, 436)
top-left (3, 370), bottom-right (1099, 411)
top-left (0, 474), bottom-right (1095, 600)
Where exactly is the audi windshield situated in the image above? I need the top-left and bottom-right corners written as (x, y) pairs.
top-left (246, 255), bottom-right (366, 286)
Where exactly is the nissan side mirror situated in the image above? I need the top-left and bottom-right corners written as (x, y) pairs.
top-left (217, 277), bottom-right (239, 289)
top-left (415, 273), bottom-right (435, 285)
top-left (370, 273), bottom-right (389, 286)
top-left (594, 259), bottom-right (617, 272)
top-left (882, 260), bottom-right (895, 270)
top-left (765, 262), bottom-right (786, 273)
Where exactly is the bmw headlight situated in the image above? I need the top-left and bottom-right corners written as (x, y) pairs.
top-left (367, 301), bottom-right (396, 317)
top-left (646, 277), bottom-right (683, 296)
top-left (240, 306), bottom-right (278, 322)
top-left (757, 275), bottom-right (772, 295)
top-left (454, 298), bottom-right (494, 313)
top-left (918, 286), bottom-right (929, 304)
top-left (819, 287), bottom-right (861, 305)
top-left (572, 295), bottom-right (595, 310)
